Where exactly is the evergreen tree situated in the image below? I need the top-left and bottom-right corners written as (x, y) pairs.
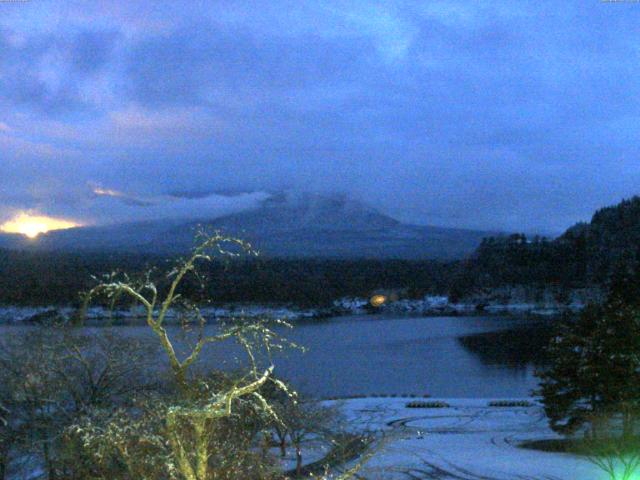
top-left (538, 308), bottom-right (605, 437)
top-left (595, 260), bottom-right (640, 439)
top-left (538, 262), bottom-right (640, 439)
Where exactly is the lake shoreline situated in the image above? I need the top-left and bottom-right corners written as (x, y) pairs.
top-left (0, 295), bottom-right (578, 325)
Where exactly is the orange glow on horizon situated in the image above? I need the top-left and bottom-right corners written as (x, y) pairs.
top-left (0, 213), bottom-right (82, 239)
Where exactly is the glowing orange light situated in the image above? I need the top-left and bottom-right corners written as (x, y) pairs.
top-left (0, 213), bottom-right (81, 239)
top-left (370, 294), bottom-right (387, 307)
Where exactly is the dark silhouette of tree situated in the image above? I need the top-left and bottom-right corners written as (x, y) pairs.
top-left (538, 261), bottom-right (640, 440)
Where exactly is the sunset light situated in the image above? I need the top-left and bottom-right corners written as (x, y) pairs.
top-left (0, 213), bottom-right (81, 238)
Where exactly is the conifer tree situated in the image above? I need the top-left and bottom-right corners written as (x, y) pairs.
top-left (538, 260), bottom-right (640, 439)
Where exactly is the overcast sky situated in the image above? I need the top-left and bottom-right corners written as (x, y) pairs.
top-left (1, 0), bottom-right (639, 233)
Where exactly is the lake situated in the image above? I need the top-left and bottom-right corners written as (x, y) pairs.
top-left (0, 314), bottom-right (553, 399)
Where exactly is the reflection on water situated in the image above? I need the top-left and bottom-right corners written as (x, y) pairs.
top-left (0, 314), bottom-right (553, 399)
top-left (457, 325), bottom-right (553, 368)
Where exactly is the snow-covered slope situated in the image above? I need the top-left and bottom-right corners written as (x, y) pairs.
top-left (3, 192), bottom-right (497, 260)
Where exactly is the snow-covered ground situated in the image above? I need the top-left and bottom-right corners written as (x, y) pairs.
top-left (81, 304), bottom-right (321, 322)
top-left (0, 304), bottom-right (321, 324)
top-left (273, 440), bottom-right (332, 474)
top-left (329, 397), bottom-right (599, 480)
top-left (0, 305), bottom-right (76, 323)
top-left (0, 291), bottom-right (587, 325)
top-left (333, 295), bottom-right (586, 317)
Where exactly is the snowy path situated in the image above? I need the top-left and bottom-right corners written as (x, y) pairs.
top-left (331, 398), bottom-right (601, 480)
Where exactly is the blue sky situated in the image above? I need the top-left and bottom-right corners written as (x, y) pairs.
top-left (1, 0), bottom-right (639, 233)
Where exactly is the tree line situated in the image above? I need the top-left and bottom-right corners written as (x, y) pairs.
top-left (450, 196), bottom-right (640, 299)
top-left (0, 249), bottom-right (455, 307)
top-left (3, 196), bottom-right (640, 309)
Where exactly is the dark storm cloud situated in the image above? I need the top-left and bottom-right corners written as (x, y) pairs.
top-left (0, 1), bottom-right (639, 232)
top-left (124, 25), bottom-right (376, 107)
top-left (0, 27), bottom-right (119, 114)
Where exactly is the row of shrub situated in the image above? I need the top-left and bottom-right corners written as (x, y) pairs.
top-left (406, 401), bottom-right (450, 408)
top-left (405, 400), bottom-right (534, 409)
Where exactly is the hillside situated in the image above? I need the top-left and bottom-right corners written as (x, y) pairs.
top-left (451, 196), bottom-right (640, 298)
top-left (1, 193), bottom-right (496, 260)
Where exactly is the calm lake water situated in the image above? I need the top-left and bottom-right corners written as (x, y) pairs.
top-left (0, 314), bottom-right (552, 398)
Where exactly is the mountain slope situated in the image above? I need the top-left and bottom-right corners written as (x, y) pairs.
top-left (451, 195), bottom-right (640, 296)
top-left (5, 193), bottom-right (496, 260)
top-left (557, 196), bottom-right (640, 280)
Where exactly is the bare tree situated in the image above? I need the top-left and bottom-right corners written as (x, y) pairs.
top-left (0, 327), bottom-right (157, 480)
top-left (286, 402), bottom-right (340, 476)
top-left (73, 232), bottom-right (298, 480)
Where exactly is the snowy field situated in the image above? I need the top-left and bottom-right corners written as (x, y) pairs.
top-left (330, 397), bottom-right (600, 480)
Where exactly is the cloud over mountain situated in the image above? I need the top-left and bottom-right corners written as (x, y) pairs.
top-left (1, 1), bottom-right (639, 233)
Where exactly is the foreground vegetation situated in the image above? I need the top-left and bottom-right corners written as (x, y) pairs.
top-left (0, 233), bottom-right (370, 479)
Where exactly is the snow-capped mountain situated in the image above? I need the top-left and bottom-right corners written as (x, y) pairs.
top-left (0, 192), bottom-right (497, 259)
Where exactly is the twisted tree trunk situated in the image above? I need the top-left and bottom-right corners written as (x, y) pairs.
top-left (295, 446), bottom-right (302, 477)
